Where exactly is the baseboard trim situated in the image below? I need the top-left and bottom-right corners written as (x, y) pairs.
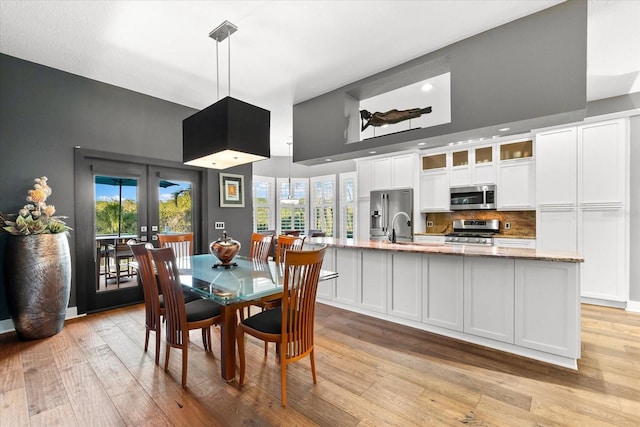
top-left (0, 306), bottom-right (83, 335)
top-left (626, 300), bottom-right (640, 313)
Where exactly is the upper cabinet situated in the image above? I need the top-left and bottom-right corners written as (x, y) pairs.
top-left (357, 153), bottom-right (417, 197)
top-left (497, 140), bottom-right (535, 210)
top-left (450, 144), bottom-right (496, 187)
top-left (420, 152), bottom-right (450, 212)
top-left (536, 127), bottom-right (577, 206)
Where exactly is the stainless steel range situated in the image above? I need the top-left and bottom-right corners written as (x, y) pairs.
top-left (444, 219), bottom-right (500, 246)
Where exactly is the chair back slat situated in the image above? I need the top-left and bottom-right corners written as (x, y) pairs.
top-left (280, 247), bottom-right (325, 360)
top-left (249, 233), bottom-right (272, 261)
top-left (151, 247), bottom-right (187, 347)
top-left (276, 235), bottom-right (305, 264)
top-left (158, 233), bottom-right (193, 258)
top-left (129, 242), bottom-right (159, 331)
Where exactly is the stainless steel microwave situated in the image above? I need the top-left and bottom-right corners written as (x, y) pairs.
top-left (450, 185), bottom-right (496, 210)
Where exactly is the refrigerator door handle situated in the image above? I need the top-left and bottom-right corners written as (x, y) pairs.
top-left (382, 193), bottom-right (387, 233)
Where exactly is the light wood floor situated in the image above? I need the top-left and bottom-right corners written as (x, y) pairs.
top-left (1, 303), bottom-right (638, 426)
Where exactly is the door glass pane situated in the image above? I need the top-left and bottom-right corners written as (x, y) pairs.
top-left (94, 175), bottom-right (139, 293)
top-left (158, 180), bottom-right (192, 233)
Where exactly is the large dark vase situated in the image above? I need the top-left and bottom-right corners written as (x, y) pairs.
top-left (4, 233), bottom-right (71, 340)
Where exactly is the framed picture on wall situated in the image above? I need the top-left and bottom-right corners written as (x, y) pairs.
top-left (219, 173), bottom-right (245, 207)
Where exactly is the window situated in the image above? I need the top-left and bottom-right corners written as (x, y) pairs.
top-left (252, 176), bottom-right (275, 232)
top-left (276, 177), bottom-right (308, 234)
top-left (310, 174), bottom-right (336, 237)
top-left (340, 172), bottom-right (356, 238)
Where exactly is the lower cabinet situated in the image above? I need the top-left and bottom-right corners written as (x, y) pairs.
top-left (422, 255), bottom-right (463, 331)
top-left (317, 246), bottom-right (580, 368)
top-left (316, 246), bottom-right (336, 300)
top-left (360, 250), bottom-right (387, 313)
top-left (515, 260), bottom-right (580, 358)
top-left (463, 257), bottom-right (515, 343)
top-left (388, 252), bottom-right (422, 321)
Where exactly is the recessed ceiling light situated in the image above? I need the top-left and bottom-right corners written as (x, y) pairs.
top-left (369, 151), bottom-right (377, 154)
top-left (498, 127), bottom-right (510, 132)
top-left (325, 158), bottom-right (332, 162)
top-left (448, 142), bottom-right (455, 146)
top-left (417, 142), bottom-right (426, 146)
top-left (421, 83), bottom-right (434, 92)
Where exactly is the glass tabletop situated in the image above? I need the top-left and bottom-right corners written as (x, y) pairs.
top-left (177, 254), bottom-right (337, 306)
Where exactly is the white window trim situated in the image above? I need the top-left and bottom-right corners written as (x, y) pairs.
top-left (340, 172), bottom-right (356, 239)
top-left (252, 175), bottom-right (275, 232)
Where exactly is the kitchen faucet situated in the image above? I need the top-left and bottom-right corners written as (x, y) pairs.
top-left (390, 211), bottom-right (411, 243)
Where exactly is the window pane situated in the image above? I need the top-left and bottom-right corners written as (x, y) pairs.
top-left (159, 180), bottom-right (192, 233)
top-left (95, 176), bottom-right (138, 236)
top-left (256, 207), bottom-right (270, 231)
top-left (324, 180), bottom-right (334, 203)
top-left (345, 205), bottom-right (354, 238)
top-left (345, 178), bottom-right (355, 203)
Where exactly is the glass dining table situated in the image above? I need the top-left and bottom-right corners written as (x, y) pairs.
top-left (175, 254), bottom-right (338, 382)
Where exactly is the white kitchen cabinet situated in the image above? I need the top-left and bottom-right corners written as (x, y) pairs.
top-left (497, 159), bottom-right (535, 210)
top-left (422, 255), bottom-right (463, 331)
top-left (536, 209), bottom-right (577, 252)
top-left (515, 260), bottom-right (580, 358)
top-left (391, 154), bottom-right (416, 189)
top-left (420, 171), bottom-right (449, 212)
top-left (536, 127), bottom-right (577, 205)
top-left (413, 235), bottom-right (445, 244)
top-left (372, 158), bottom-right (392, 190)
top-left (356, 198), bottom-right (370, 241)
top-left (360, 249), bottom-right (388, 313)
top-left (464, 257), bottom-right (515, 343)
top-left (580, 207), bottom-right (627, 302)
top-left (388, 252), bottom-right (422, 321)
top-left (316, 246), bottom-right (336, 301)
top-left (356, 160), bottom-right (374, 197)
top-left (493, 238), bottom-right (536, 249)
top-left (334, 247), bottom-right (358, 305)
top-left (450, 145), bottom-right (496, 187)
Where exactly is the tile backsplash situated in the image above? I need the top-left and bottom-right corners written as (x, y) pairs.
top-left (424, 210), bottom-right (536, 237)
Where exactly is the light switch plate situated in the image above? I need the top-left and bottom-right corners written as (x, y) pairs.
top-left (215, 222), bottom-right (225, 230)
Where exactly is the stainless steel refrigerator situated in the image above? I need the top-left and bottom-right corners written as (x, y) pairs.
top-left (369, 188), bottom-right (413, 242)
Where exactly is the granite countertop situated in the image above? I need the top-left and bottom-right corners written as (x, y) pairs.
top-left (307, 237), bottom-right (583, 263)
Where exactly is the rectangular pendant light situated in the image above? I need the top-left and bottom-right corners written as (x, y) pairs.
top-left (183, 96), bottom-right (270, 169)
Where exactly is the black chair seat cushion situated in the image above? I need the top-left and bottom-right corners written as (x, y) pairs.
top-left (185, 298), bottom-right (222, 322)
top-left (158, 289), bottom-right (202, 308)
top-left (241, 306), bottom-right (296, 335)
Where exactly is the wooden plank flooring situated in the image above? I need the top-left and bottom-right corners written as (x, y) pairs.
top-left (1, 303), bottom-right (639, 426)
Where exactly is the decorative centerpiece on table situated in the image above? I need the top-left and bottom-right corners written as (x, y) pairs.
top-left (1, 176), bottom-right (72, 340)
top-left (209, 231), bottom-right (240, 269)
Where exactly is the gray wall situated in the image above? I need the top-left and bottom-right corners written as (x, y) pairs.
top-left (293, 0), bottom-right (587, 165)
top-left (0, 54), bottom-right (253, 318)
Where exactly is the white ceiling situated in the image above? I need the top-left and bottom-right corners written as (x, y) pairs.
top-left (1, 1), bottom-right (639, 156)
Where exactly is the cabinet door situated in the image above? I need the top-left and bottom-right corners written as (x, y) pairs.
top-left (580, 207), bottom-right (627, 301)
top-left (388, 252), bottom-right (422, 321)
top-left (316, 247), bottom-right (335, 301)
top-left (334, 248), bottom-right (358, 305)
top-left (360, 250), bottom-right (387, 313)
top-left (515, 260), bottom-right (579, 358)
top-left (450, 149), bottom-right (471, 187)
top-left (536, 209), bottom-right (577, 252)
top-left (497, 161), bottom-right (535, 210)
top-left (420, 171), bottom-right (449, 212)
top-left (472, 145), bottom-right (496, 185)
top-left (464, 258), bottom-right (514, 343)
top-left (357, 160), bottom-right (373, 197)
top-left (579, 119), bottom-right (627, 205)
top-left (423, 255), bottom-right (463, 331)
top-left (373, 158), bottom-right (392, 190)
top-left (356, 198), bottom-right (370, 240)
top-left (536, 127), bottom-right (577, 205)
top-left (391, 154), bottom-right (415, 189)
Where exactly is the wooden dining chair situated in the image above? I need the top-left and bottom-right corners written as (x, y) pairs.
top-left (129, 242), bottom-right (204, 366)
top-left (106, 239), bottom-right (137, 287)
top-left (275, 235), bottom-right (305, 264)
top-left (236, 246), bottom-right (327, 407)
top-left (158, 232), bottom-right (193, 257)
top-left (150, 247), bottom-right (223, 387)
top-left (249, 233), bottom-right (273, 261)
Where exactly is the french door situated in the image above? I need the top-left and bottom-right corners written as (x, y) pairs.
top-left (75, 149), bottom-right (203, 313)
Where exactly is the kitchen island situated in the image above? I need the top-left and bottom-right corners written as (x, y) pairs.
top-left (307, 237), bottom-right (584, 369)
